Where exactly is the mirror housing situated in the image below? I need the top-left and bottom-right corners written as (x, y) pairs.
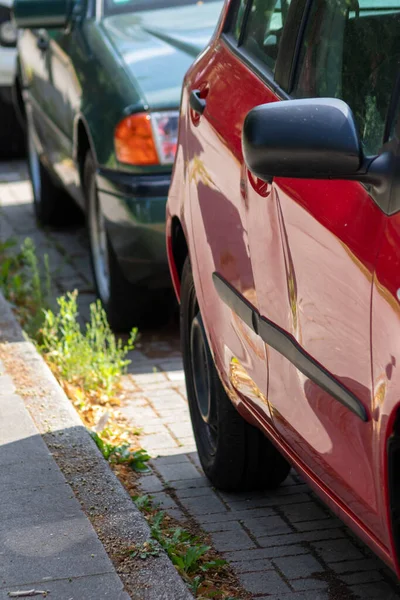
top-left (13, 0), bottom-right (72, 29)
top-left (242, 98), bottom-right (365, 181)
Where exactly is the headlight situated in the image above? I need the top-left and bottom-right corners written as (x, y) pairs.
top-left (114, 111), bottom-right (179, 167)
top-left (0, 20), bottom-right (17, 47)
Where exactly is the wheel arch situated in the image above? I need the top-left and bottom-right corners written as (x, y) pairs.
top-left (167, 215), bottom-right (189, 301)
top-left (74, 114), bottom-right (98, 195)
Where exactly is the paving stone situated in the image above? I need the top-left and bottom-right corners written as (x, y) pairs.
top-left (202, 519), bottom-right (244, 533)
top-left (0, 572), bottom-right (130, 599)
top-left (147, 393), bottom-right (187, 408)
top-left (171, 476), bottom-right (212, 491)
top-left (232, 558), bottom-right (274, 573)
top-left (211, 527), bottom-right (256, 552)
top-left (330, 558), bottom-right (383, 574)
top-left (257, 528), bottom-right (346, 548)
top-left (176, 442), bottom-right (197, 453)
top-left (187, 451), bottom-right (203, 471)
top-left (166, 507), bottom-right (187, 522)
top-left (295, 517), bottom-right (342, 532)
top-left (153, 446), bottom-right (195, 457)
top-left (238, 570), bottom-right (291, 595)
top-left (155, 461), bottom-right (200, 483)
top-left (167, 421), bottom-right (195, 439)
top-left (241, 515), bottom-right (292, 538)
top-left (224, 545), bottom-right (309, 563)
top-left (140, 431), bottom-right (178, 451)
top-left (180, 492), bottom-right (227, 516)
top-left (175, 486), bottom-right (215, 501)
top-left (312, 538), bottom-right (364, 563)
top-left (158, 410), bottom-right (191, 424)
top-left (140, 381), bottom-right (179, 392)
top-left (121, 403), bottom-right (159, 423)
top-left (0, 457), bottom-right (66, 491)
top-left (341, 570), bottom-right (384, 585)
top-left (226, 493), bottom-right (311, 511)
top-left (139, 474), bottom-right (165, 494)
top-left (281, 501), bottom-right (329, 523)
top-left (133, 371), bottom-right (169, 385)
top-left (157, 361), bottom-right (184, 373)
top-left (152, 454), bottom-right (192, 467)
top-left (291, 578), bottom-right (329, 592)
top-left (350, 581), bottom-right (399, 598)
top-left (148, 491), bottom-right (180, 512)
top-left (0, 507), bottom-right (113, 587)
top-left (274, 554), bottom-right (325, 579)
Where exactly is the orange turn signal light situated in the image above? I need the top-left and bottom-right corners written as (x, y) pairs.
top-left (115, 113), bottom-right (159, 166)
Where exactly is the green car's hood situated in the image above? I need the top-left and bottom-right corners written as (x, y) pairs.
top-left (102, 1), bottom-right (223, 111)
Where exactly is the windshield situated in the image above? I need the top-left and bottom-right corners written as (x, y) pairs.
top-left (104, 0), bottom-right (218, 16)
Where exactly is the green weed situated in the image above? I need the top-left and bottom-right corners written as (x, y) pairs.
top-left (0, 237), bottom-right (51, 336)
top-left (132, 494), bottom-right (153, 512)
top-left (40, 291), bottom-right (137, 398)
top-left (132, 495), bottom-right (228, 595)
top-left (91, 432), bottom-right (150, 473)
top-left (130, 539), bottom-right (160, 559)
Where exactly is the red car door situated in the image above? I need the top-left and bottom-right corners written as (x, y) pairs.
top-left (245, 0), bottom-right (400, 551)
top-left (182, 1), bottom-right (300, 424)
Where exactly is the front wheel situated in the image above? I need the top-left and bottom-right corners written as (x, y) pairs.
top-left (180, 257), bottom-right (290, 491)
top-left (84, 152), bottom-right (171, 332)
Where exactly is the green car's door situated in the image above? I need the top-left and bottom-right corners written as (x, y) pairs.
top-left (20, 27), bottom-right (53, 150)
top-left (20, 1), bottom-right (89, 202)
top-left (42, 26), bottom-right (83, 196)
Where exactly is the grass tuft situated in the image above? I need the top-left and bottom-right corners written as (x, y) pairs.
top-left (40, 290), bottom-right (137, 398)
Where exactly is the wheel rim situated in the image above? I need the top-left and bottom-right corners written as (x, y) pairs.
top-left (190, 314), bottom-right (217, 452)
top-left (27, 123), bottom-right (41, 204)
top-left (89, 186), bottom-right (110, 304)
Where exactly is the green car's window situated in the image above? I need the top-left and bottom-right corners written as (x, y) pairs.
top-left (240, 0), bottom-right (292, 71)
top-left (293, 0), bottom-right (400, 155)
top-left (104, 0), bottom-right (220, 15)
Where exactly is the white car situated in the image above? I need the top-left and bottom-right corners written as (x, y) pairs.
top-left (0, 0), bottom-right (24, 157)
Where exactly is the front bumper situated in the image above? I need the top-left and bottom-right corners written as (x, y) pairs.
top-left (96, 168), bottom-right (171, 288)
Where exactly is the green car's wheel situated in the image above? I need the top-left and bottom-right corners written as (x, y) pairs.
top-left (180, 256), bottom-right (291, 491)
top-left (84, 152), bottom-right (171, 332)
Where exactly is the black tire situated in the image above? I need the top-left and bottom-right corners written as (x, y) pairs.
top-left (181, 257), bottom-right (290, 491)
top-left (84, 151), bottom-right (171, 332)
top-left (27, 116), bottom-right (79, 227)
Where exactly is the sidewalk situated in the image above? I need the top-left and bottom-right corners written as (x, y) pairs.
top-left (0, 293), bottom-right (192, 600)
top-left (0, 364), bottom-right (130, 598)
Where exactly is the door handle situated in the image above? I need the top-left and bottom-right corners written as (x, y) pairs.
top-left (190, 90), bottom-right (207, 115)
top-left (37, 35), bottom-right (49, 52)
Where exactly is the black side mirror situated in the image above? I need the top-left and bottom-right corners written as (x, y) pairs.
top-left (243, 98), bottom-right (370, 181)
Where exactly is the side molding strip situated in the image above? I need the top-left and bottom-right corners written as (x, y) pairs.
top-left (212, 272), bottom-right (368, 422)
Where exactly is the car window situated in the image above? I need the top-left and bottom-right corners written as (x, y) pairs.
top-left (104, 0), bottom-right (218, 15)
top-left (240, 0), bottom-right (293, 71)
top-left (293, 0), bottom-right (400, 155)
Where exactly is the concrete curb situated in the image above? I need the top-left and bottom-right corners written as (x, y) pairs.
top-left (0, 291), bottom-right (193, 600)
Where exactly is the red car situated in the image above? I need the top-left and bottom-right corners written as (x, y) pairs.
top-left (167, 0), bottom-right (400, 577)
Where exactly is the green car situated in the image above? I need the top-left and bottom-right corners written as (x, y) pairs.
top-left (13, 0), bottom-right (223, 330)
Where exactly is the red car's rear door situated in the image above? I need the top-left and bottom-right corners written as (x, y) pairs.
top-left (244, 0), bottom-right (400, 549)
